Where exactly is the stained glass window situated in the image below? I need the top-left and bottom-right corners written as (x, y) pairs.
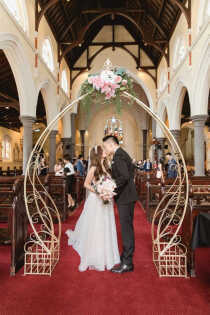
top-left (159, 69), bottom-right (167, 93)
top-left (2, 0), bottom-right (27, 31)
top-left (42, 39), bottom-right (54, 72)
top-left (61, 70), bottom-right (68, 94)
top-left (173, 37), bottom-right (186, 70)
top-left (2, 135), bottom-right (11, 160)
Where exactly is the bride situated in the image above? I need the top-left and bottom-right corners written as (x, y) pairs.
top-left (65, 145), bottom-right (120, 272)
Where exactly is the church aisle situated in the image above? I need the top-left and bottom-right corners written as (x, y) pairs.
top-left (1, 203), bottom-right (210, 315)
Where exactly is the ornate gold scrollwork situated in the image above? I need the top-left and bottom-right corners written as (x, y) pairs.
top-left (124, 91), bottom-right (189, 277)
top-left (24, 82), bottom-right (188, 277)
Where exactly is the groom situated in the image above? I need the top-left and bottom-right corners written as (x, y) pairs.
top-left (103, 135), bottom-right (138, 273)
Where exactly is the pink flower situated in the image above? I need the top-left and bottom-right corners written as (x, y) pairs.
top-left (101, 83), bottom-right (111, 94)
top-left (105, 89), bottom-right (116, 100)
top-left (105, 92), bottom-right (112, 100)
top-left (114, 75), bottom-right (122, 84)
top-left (111, 83), bottom-right (120, 90)
top-left (92, 76), bottom-right (104, 90)
top-left (122, 79), bottom-right (127, 86)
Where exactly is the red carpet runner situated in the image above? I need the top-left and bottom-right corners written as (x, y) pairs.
top-left (1, 202), bottom-right (210, 315)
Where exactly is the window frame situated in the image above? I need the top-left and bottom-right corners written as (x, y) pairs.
top-left (42, 38), bottom-right (55, 73)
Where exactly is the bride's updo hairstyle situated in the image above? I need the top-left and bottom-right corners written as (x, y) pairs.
top-left (90, 145), bottom-right (110, 180)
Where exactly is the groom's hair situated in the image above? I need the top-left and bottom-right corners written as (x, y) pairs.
top-left (102, 135), bottom-right (119, 145)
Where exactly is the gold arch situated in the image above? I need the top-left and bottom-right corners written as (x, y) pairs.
top-left (24, 81), bottom-right (188, 277)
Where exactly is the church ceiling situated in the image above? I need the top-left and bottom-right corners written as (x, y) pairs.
top-left (37, 0), bottom-right (188, 68)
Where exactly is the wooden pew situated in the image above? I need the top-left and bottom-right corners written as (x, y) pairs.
top-left (135, 170), bottom-right (157, 208)
top-left (182, 176), bottom-right (210, 276)
top-left (74, 175), bottom-right (85, 204)
top-left (0, 176), bottom-right (27, 275)
top-left (46, 174), bottom-right (67, 222)
top-left (145, 178), bottom-right (162, 222)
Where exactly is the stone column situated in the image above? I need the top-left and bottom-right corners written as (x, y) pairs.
top-left (20, 116), bottom-right (35, 175)
top-left (191, 115), bottom-right (208, 176)
top-left (152, 119), bottom-right (156, 138)
top-left (70, 113), bottom-right (76, 158)
top-left (61, 138), bottom-right (71, 156)
top-left (206, 136), bottom-right (210, 172)
top-left (170, 129), bottom-right (181, 147)
top-left (142, 129), bottom-right (148, 160)
top-left (49, 130), bottom-right (57, 172)
top-left (157, 137), bottom-right (166, 161)
top-left (80, 130), bottom-right (86, 156)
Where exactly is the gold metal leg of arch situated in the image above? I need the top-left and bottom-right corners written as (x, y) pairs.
top-left (24, 94), bottom-right (88, 276)
top-left (124, 91), bottom-right (189, 278)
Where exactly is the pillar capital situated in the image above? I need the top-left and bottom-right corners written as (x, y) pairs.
top-left (191, 115), bottom-right (208, 127)
top-left (170, 129), bottom-right (181, 136)
top-left (61, 137), bottom-right (71, 144)
top-left (170, 129), bottom-right (181, 145)
top-left (156, 137), bottom-right (166, 144)
top-left (49, 130), bottom-right (58, 137)
top-left (20, 116), bottom-right (35, 126)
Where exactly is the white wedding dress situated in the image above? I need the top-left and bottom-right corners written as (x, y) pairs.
top-left (66, 189), bottom-right (120, 272)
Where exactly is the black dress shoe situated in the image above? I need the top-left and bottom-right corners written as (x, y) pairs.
top-left (111, 263), bottom-right (134, 274)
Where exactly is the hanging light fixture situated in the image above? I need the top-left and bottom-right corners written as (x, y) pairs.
top-left (104, 116), bottom-right (123, 144)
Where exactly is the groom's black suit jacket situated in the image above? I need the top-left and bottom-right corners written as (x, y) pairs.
top-left (111, 147), bottom-right (138, 205)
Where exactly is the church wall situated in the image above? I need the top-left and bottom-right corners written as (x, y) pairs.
top-left (86, 106), bottom-right (142, 160)
top-left (157, 0), bottom-right (210, 128)
top-left (71, 25), bottom-right (157, 114)
top-left (0, 1), bottom-right (71, 127)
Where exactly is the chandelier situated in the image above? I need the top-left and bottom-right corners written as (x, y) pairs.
top-left (104, 116), bottom-right (123, 144)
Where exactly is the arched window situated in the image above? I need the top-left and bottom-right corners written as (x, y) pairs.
top-left (42, 39), bottom-right (54, 72)
top-left (2, 0), bottom-right (28, 32)
top-left (159, 69), bottom-right (167, 93)
top-left (2, 135), bottom-right (11, 160)
top-left (197, 0), bottom-right (210, 32)
top-left (205, 1), bottom-right (210, 22)
top-left (173, 36), bottom-right (187, 70)
top-left (61, 70), bottom-right (68, 94)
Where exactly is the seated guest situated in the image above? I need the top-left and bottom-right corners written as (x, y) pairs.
top-left (156, 158), bottom-right (165, 182)
top-left (83, 159), bottom-right (88, 173)
top-left (137, 160), bottom-right (144, 170)
top-left (166, 152), bottom-right (177, 179)
top-left (143, 158), bottom-right (152, 172)
top-left (54, 158), bottom-right (64, 176)
top-left (76, 154), bottom-right (85, 176)
top-left (153, 160), bottom-right (158, 170)
top-left (132, 158), bottom-right (139, 169)
top-left (39, 157), bottom-right (48, 176)
top-left (63, 154), bottom-right (76, 210)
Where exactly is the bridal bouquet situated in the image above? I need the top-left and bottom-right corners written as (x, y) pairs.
top-left (96, 176), bottom-right (116, 204)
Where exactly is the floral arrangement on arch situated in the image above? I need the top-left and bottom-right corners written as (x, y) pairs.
top-left (80, 59), bottom-right (135, 114)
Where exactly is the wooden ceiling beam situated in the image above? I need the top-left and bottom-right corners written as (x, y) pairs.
top-left (169, 0), bottom-right (191, 27)
top-left (82, 9), bottom-right (144, 14)
top-left (152, 0), bottom-right (166, 38)
top-left (60, 11), bottom-right (146, 61)
top-left (36, 0), bottom-right (60, 30)
top-left (0, 102), bottom-right (19, 111)
top-left (60, 16), bottom-right (80, 41)
top-left (145, 13), bottom-right (167, 39)
top-left (0, 92), bottom-right (18, 105)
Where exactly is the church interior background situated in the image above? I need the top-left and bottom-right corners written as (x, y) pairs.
top-left (0, 0), bottom-right (210, 314)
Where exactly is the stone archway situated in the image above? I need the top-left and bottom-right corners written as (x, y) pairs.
top-left (0, 33), bottom-right (36, 117)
